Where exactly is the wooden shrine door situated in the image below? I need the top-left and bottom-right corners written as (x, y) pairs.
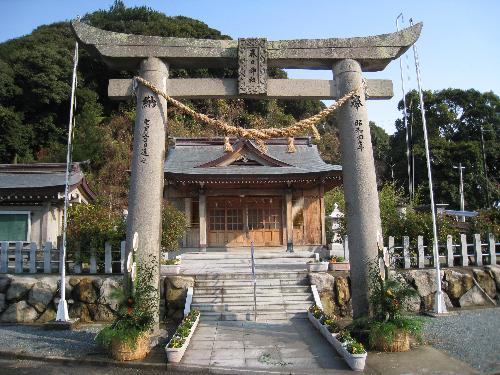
top-left (246, 197), bottom-right (282, 246)
top-left (207, 196), bottom-right (282, 247)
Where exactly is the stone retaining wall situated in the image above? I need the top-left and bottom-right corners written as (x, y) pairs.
top-left (0, 274), bottom-right (122, 323)
top-left (312, 265), bottom-right (500, 317)
top-left (1, 265), bottom-right (498, 323)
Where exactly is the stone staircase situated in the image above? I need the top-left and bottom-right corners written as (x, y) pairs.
top-left (184, 251), bottom-right (315, 322)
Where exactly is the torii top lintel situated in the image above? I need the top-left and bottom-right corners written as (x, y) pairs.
top-left (71, 20), bottom-right (422, 72)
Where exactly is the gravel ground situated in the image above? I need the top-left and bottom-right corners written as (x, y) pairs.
top-left (0, 323), bottom-right (169, 366)
top-left (0, 324), bottom-right (103, 358)
top-left (0, 359), bottom-right (203, 375)
top-left (423, 306), bottom-right (500, 375)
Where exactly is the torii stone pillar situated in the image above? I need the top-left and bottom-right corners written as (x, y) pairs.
top-left (334, 59), bottom-right (382, 318)
top-left (126, 57), bottom-right (168, 325)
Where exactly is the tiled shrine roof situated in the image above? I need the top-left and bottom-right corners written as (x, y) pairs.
top-left (164, 138), bottom-right (342, 183)
top-left (0, 163), bottom-right (96, 203)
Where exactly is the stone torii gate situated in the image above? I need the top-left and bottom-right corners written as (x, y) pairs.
top-left (72, 20), bottom-right (422, 320)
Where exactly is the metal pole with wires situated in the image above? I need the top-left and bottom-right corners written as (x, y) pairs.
top-left (56, 41), bottom-right (78, 322)
top-left (396, 13), bottom-right (413, 199)
top-left (452, 163), bottom-right (466, 222)
top-left (409, 18), bottom-right (446, 314)
top-left (479, 125), bottom-right (491, 208)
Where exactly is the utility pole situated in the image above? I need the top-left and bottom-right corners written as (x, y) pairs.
top-left (453, 163), bottom-right (465, 222)
top-left (57, 41), bottom-right (78, 322)
top-left (479, 125), bottom-right (491, 208)
top-left (410, 18), bottom-right (446, 314)
top-left (396, 13), bottom-right (413, 199)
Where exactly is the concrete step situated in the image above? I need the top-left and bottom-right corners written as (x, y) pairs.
top-left (191, 302), bottom-right (312, 312)
top-left (192, 294), bottom-right (313, 304)
top-left (199, 311), bottom-right (307, 321)
top-left (181, 251), bottom-right (313, 260)
top-left (193, 285), bottom-right (311, 295)
top-left (194, 278), bottom-right (308, 287)
top-left (194, 271), bottom-right (308, 281)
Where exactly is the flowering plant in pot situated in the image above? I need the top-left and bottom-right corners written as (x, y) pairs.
top-left (95, 254), bottom-right (158, 361)
top-left (328, 256), bottom-right (350, 271)
top-left (160, 254), bottom-right (181, 274)
top-left (166, 309), bottom-right (200, 362)
top-left (353, 253), bottom-right (423, 352)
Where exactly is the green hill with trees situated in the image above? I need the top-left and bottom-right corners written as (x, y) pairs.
top-left (0, 0), bottom-right (498, 217)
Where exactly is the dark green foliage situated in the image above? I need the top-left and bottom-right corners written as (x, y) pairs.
top-left (95, 255), bottom-right (158, 349)
top-left (67, 198), bottom-right (126, 262)
top-left (355, 257), bottom-right (424, 348)
top-left (368, 317), bottom-right (423, 348)
top-left (324, 184), bottom-right (460, 243)
top-left (368, 260), bottom-right (418, 322)
top-left (469, 208), bottom-right (500, 239)
top-left (161, 201), bottom-right (187, 251)
top-left (391, 89), bottom-right (500, 209)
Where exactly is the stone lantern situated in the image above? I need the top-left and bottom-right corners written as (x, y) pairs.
top-left (328, 203), bottom-right (346, 258)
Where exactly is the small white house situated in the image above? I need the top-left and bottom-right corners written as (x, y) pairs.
top-left (0, 163), bottom-right (95, 247)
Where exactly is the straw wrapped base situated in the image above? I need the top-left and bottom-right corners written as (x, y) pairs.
top-left (373, 329), bottom-right (410, 352)
top-left (111, 335), bottom-right (150, 361)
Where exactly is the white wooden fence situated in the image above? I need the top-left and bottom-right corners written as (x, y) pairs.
top-left (1, 233), bottom-right (498, 274)
top-left (382, 233), bottom-right (498, 269)
top-left (0, 241), bottom-right (126, 274)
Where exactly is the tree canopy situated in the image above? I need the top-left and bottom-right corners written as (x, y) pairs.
top-left (390, 89), bottom-right (499, 210)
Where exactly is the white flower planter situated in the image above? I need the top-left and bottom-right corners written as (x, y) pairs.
top-left (331, 335), bottom-right (346, 354)
top-left (307, 262), bottom-right (329, 272)
top-left (325, 332), bottom-right (339, 346)
top-left (343, 350), bottom-right (367, 372)
top-left (165, 313), bottom-right (200, 363)
top-left (320, 323), bottom-right (331, 338)
top-left (307, 311), bottom-right (320, 330)
top-left (161, 264), bottom-right (181, 275)
top-left (307, 309), bottom-right (366, 371)
top-left (166, 341), bottom-right (188, 363)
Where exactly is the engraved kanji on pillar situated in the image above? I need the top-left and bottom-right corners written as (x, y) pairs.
top-left (238, 38), bottom-right (268, 95)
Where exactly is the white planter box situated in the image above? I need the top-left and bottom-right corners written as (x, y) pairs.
top-left (320, 323), bottom-right (331, 338)
top-left (166, 342), bottom-right (187, 363)
top-left (307, 262), bottom-right (329, 272)
top-left (325, 332), bottom-right (339, 346)
top-left (307, 308), bottom-right (366, 371)
top-left (336, 339), bottom-right (367, 372)
top-left (328, 262), bottom-right (350, 271)
top-left (165, 314), bottom-right (200, 363)
top-left (307, 311), bottom-right (321, 330)
top-left (330, 335), bottom-right (345, 354)
top-left (161, 264), bottom-right (181, 275)
top-left (343, 351), bottom-right (367, 372)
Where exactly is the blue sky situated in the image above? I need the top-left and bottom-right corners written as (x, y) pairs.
top-left (1, 0), bottom-right (498, 134)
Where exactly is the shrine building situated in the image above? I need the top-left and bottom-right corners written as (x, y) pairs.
top-left (164, 137), bottom-right (342, 251)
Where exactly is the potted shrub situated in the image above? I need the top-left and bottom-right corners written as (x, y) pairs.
top-left (354, 254), bottom-right (423, 352)
top-left (328, 256), bottom-right (350, 271)
top-left (165, 309), bottom-right (200, 362)
top-left (161, 255), bottom-right (181, 274)
top-left (95, 256), bottom-right (157, 361)
top-left (307, 259), bottom-right (328, 272)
